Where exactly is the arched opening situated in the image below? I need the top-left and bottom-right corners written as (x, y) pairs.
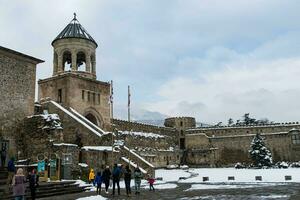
top-left (77, 51), bottom-right (86, 71)
top-left (85, 113), bottom-right (98, 126)
top-left (62, 51), bottom-right (72, 71)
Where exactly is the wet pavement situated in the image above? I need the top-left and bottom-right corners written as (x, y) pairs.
top-left (39, 182), bottom-right (300, 200)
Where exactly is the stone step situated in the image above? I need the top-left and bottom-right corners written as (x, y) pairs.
top-left (2, 182), bottom-right (87, 199)
top-left (3, 187), bottom-right (86, 200)
top-left (0, 179), bottom-right (7, 185)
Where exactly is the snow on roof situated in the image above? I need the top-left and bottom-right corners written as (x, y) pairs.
top-left (123, 146), bottom-right (155, 168)
top-left (121, 157), bottom-right (147, 174)
top-left (53, 143), bottom-right (78, 147)
top-left (50, 101), bottom-right (106, 138)
top-left (81, 146), bottom-right (113, 152)
top-left (120, 131), bottom-right (165, 139)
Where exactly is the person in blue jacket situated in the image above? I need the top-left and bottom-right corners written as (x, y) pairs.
top-left (112, 164), bottom-right (121, 196)
top-left (94, 171), bottom-right (102, 195)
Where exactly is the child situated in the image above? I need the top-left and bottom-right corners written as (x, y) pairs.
top-left (94, 171), bottom-right (102, 195)
top-left (147, 174), bottom-right (155, 191)
top-left (89, 168), bottom-right (95, 184)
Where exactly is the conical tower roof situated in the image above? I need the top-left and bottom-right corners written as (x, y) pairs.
top-left (52, 13), bottom-right (98, 47)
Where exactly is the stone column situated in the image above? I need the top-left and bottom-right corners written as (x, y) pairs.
top-left (71, 50), bottom-right (77, 71)
top-left (92, 55), bottom-right (96, 75)
top-left (53, 51), bottom-right (58, 75)
top-left (86, 53), bottom-right (91, 73)
top-left (57, 54), bottom-right (63, 73)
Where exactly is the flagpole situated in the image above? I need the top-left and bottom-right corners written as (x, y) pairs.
top-left (128, 85), bottom-right (130, 123)
top-left (110, 80), bottom-right (114, 166)
top-left (128, 85), bottom-right (131, 168)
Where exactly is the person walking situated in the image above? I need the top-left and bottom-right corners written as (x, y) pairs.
top-left (88, 168), bottom-right (95, 184)
top-left (102, 166), bottom-right (111, 194)
top-left (7, 157), bottom-right (16, 192)
top-left (112, 164), bottom-right (121, 196)
top-left (147, 174), bottom-right (155, 191)
top-left (12, 168), bottom-right (26, 200)
top-left (94, 171), bottom-right (102, 195)
top-left (0, 146), bottom-right (6, 168)
top-left (28, 169), bottom-right (39, 200)
top-left (124, 165), bottom-right (132, 196)
top-left (134, 166), bottom-right (142, 195)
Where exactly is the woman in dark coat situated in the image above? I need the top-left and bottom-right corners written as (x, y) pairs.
top-left (101, 165), bottom-right (111, 194)
top-left (124, 165), bottom-right (132, 196)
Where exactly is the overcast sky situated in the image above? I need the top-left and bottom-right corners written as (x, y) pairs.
top-left (1, 0), bottom-right (300, 124)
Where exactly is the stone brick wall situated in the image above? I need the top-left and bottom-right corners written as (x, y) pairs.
top-left (185, 130), bottom-right (300, 167)
top-left (187, 123), bottom-right (300, 137)
top-left (112, 119), bottom-right (176, 137)
top-left (40, 101), bottom-right (111, 146)
top-left (0, 46), bottom-right (42, 156)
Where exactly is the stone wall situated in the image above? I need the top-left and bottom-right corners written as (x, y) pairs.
top-left (0, 46), bottom-right (43, 156)
top-left (187, 123), bottom-right (300, 137)
top-left (112, 119), bottom-right (176, 137)
top-left (40, 101), bottom-right (112, 147)
top-left (185, 129), bottom-right (300, 167)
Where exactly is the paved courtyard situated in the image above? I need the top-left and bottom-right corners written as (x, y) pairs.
top-left (39, 182), bottom-right (300, 200)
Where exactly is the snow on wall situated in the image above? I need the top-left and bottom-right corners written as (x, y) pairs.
top-left (70, 107), bottom-right (107, 136)
top-left (53, 143), bottom-right (78, 147)
top-left (82, 146), bottom-right (113, 152)
top-left (119, 130), bottom-right (165, 139)
top-left (123, 146), bottom-right (155, 168)
top-left (50, 101), bottom-right (106, 138)
top-left (121, 157), bottom-right (147, 174)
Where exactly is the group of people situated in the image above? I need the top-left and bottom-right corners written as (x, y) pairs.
top-left (5, 157), bottom-right (39, 200)
top-left (88, 164), bottom-right (155, 197)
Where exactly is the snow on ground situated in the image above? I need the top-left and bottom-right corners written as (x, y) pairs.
top-left (178, 168), bottom-right (300, 183)
top-left (152, 183), bottom-right (178, 189)
top-left (155, 169), bottom-right (190, 182)
top-left (77, 195), bottom-right (107, 200)
top-left (185, 183), bottom-right (287, 191)
top-left (180, 194), bottom-right (290, 200)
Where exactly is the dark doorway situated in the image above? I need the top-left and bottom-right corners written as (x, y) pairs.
top-left (85, 113), bottom-right (98, 125)
top-left (180, 138), bottom-right (185, 150)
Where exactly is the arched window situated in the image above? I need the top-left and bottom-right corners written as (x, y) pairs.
top-left (62, 51), bottom-right (72, 71)
top-left (77, 51), bottom-right (86, 71)
top-left (85, 113), bottom-right (98, 126)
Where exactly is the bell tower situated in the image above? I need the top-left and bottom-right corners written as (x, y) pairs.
top-left (38, 14), bottom-right (111, 130)
top-left (52, 13), bottom-right (97, 79)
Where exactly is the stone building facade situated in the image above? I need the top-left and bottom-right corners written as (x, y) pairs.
top-left (0, 46), bottom-right (43, 159)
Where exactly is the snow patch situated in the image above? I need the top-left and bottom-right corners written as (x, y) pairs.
top-left (82, 146), bottom-right (113, 152)
top-left (76, 195), bottom-right (107, 200)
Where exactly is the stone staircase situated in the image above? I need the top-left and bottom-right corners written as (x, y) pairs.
top-left (2, 181), bottom-right (89, 199)
top-left (119, 145), bottom-right (155, 176)
top-left (0, 167), bottom-right (8, 198)
top-left (0, 167), bottom-right (88, 199)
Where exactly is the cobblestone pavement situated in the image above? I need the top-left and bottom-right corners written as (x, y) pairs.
top-left (39, 183), bottom-right (300, 200)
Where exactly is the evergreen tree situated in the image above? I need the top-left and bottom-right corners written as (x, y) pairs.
top-left (228, 118), bottom-right (234, 126)
top-left (249, 133), bottom-right (273, 167)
